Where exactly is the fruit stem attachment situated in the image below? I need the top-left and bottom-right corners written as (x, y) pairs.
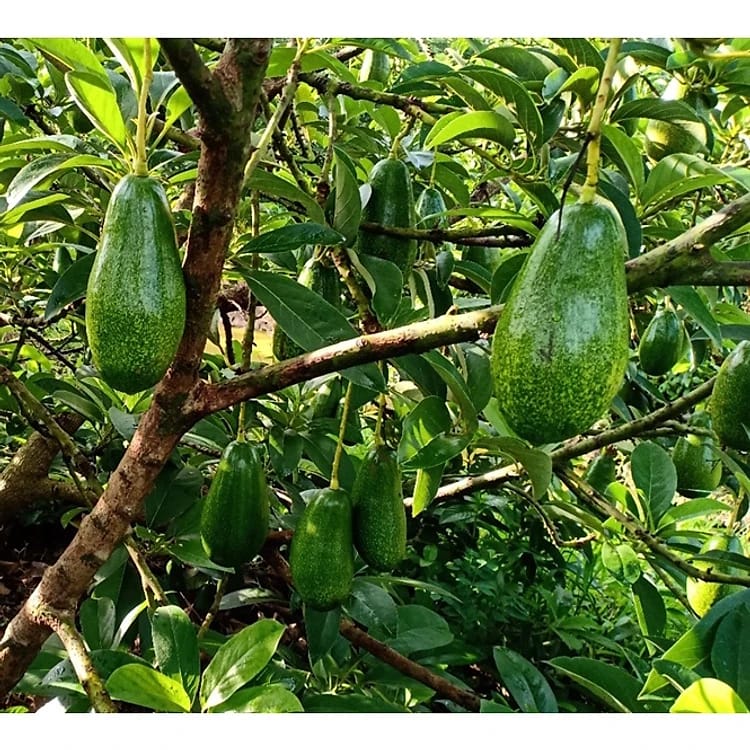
top-left (134, 38), bottom-right (154, 177)
top-left (330, 380), bottom-right (354, 490)
top-left (374, 364), bottom-right (387, 446)
top-left (390, 114), bottom-right (416, 159)
top-left (580, 38), bottom-right (622, 204)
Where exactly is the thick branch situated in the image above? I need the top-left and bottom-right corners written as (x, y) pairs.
top-left (158, 39), bottom-right (233, 136)
top-left (626, 192), bottom-right (750, 292)
top-left (188, 306), bottom-right (500, 417)
top-left (360, 221), bottom-right (533, 247)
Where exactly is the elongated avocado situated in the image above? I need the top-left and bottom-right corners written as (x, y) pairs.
top-left (709, 340), bottom-right (750, 450)
top-left (86, 174), bottom-right (186, 393)
top-left (352, 444), bottom-right (406, 571)
top-left (289, 487), bottom-right (354, 610)
top-left (359, 158), bottom-right (417, 275)
top-left (639, 307), bottom-right (685, 376)
top-left (490, 198), bottom-right (630, 444)
top-left (200, 440), bottom-right (270, 568)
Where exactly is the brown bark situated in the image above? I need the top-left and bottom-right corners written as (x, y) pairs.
top-left (0, 38), bottom-right (273, 700)
top-left (0, 413), bottom-right (87, 523)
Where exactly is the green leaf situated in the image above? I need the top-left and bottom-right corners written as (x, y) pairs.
top-left (304, 606), bottom-right (342, 665)
top-left (602, 543), bottom-right (642, 585)
top-left (386, 604), bottom-right (453, 656)
top-left (107, 407), bottom-right (139, 440)
top-left (549, 656), bottom-right (645, 712)
top-left (611, 98), bottom-right (703, 123)
top-left (145, 465), bottom-right (202, 528)
top-left (103, 38), bottom-right (160, 92)
top-left (668, 285), bottom-right (722, 348)
top-left (79, 597), bottom-right (116, 651)
top-left (65, 70), bottom-right (129, 153)
top-left (641, 155), bottom-right (730, 208)
top-left (658, 498), bottom-right (732, 530)
top-left (246, 171), bottom-right (326, 224)
top-left (460, 66), bottom-right (543, 146)
top-left (44, 252), bottom-right (95, 321)
top-left (106, 664), bottom-right (191, 712)
top-left (345, 579), bottom-right (398, 635)
top-left (303, 693), bottom-right (406, 712)
top-left (245, 270), bottom-right (385, 392)
top-left (332, 146), bottom-right (361, 246)
top-left (478, 46), bottom-right (552, 80)
top-left (0, 96), bottom-right (27, 124)
top-left (641, 589), bottom-right (750, 696)
top-left (550, 38), bottom-right (605, 72)
top-left (631, 574), bottom-right (667, 641)
top-left (710, 603), bottom-right (750, 705)
top-left (601, 124), bottom-right (645, 193)
top-left (671, 678), bottom-right (749, 713)
top-left (630, 440), bottom-right (677, 526)
top-left (28, 37), bottom-right (109, 80)
top-left (493, 647), bottom-right (557, 713)
top-left (151, 605), bottom-right (200, 702)
top-left (424, 111), bottom-right (515, 150)
top-left (209, 684), bottom-right (303, 713)
top-left (558, 66), bottom-right (600, 103)
top-left (199, 619), bottom-right (285, 710)
top-left (421, 349), bottom-right (478, 433)
top-left (411, 463), bottom-right (445, 517)
top-left (237, 223), bottom-right (344, 255)
top-left (479, 436), bottom-right (552, 500)
top-left (490, 251), bottom-right (528, 304)
top-left (349, 252), bottom-right (403, 324)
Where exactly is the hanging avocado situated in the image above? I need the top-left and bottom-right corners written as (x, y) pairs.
top-left (639, 306), bottom-right (685, 376)
top-left (710, 340), bottom-right (750, 450)
top-left (86, 174), bottom-right (186, 393)
top-left (490, 198), bottom-right (630, 444)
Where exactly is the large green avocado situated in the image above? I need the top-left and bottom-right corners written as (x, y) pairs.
top-left (351, 444), bottom-right (406, 571)
top-left (200, 440), bottom-right (270, 568)
top-left (673, 433), bottom-right (722, 496)
top-left (491, 198), bottom-right (630, 445)
top-left (289, 487), bottom-right (354, 610)
top-left (358, 157), bottom-right (418, 275)
top-left (645, 119), bottom-right (707, 161)
top-left (709, 340), bottom-right (750, 450)
top-left (639, 307), bottom-right (685, 376)
top-left (686, 533), bottom-right (745, 617)
top-left (86, 174), bottom-right (186, 393)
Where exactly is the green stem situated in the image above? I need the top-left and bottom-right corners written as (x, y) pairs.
top-left (330, 381), bottom-right (354, 490)
top-left (580, 38), bottom-right (622, 204)
top-left (198, 575), bottom-right (228, 640)
top-left (389, 114), bottom-right (416, 159)
top-left (134, 38), bottom-right (153, 176)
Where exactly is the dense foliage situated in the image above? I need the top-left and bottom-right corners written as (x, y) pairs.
top-left (1, 36), bottom-right (750, 714)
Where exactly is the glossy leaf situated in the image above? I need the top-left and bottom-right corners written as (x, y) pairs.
top-left (424, 111), bottom-right (515, 150)
top-left (145, 464), bottom-right (202, 528)
top-left (611, 98), bottom-right (702, 123)
top-left (668, 285), bottom-right (722, 348)
top-left (631, 574), bottom-right (666, 641)
top-left (246, 171), bottom-right (326, 224)
top-left (44, 252), bottom-right (95, 321)
top-left (199, 619), bottom-right (285, 710)
top-left (641, 155), bottom-right (730, 208)
top-left (106, 664), bottom-right (191, 712)
top-left (630, 440), bottom-right (677, 526)
top-left (104, 38), bottom-right (160, 91)
top-left (478, 46), bottom-right (552, 80)
top-left (349, 252), bottom-right (403, 324)
top-left (710, 603), bottom-right (750, 704)
top-left (304, 606), bottom-right (342, 665)
top-left (386, 605), bottom-right (453, 656)
top-left (28, 37), bottom-right (108, 79)
top-left (151, 605), bottom-right (200, 702)
top-left (671, 678), bottom-right (749, 713)
top-left (602, 543), bottom-right (642, 585)
top-left (550, 656), bottom-right (645, 712)
top-left (550, 38), bottom-right (605, 72)
top-left (238, 223), bottom-right (344, 255)
top-left (493, 647), bottom-right (557, 713)
top-left (332, 146), bottom-right (361, 245)
top-left (411, 463), bottom-right (445, 516)
top-left (478, 436), bottom-right (552, 500)
top-left (601, 124), bottom-right (645, 193)
top-left (65, 70), bottom-right (129, 153)
top-left (209, 684), bottom-right (303, 713)
top-left (345, 579), bottom-right (398, 635)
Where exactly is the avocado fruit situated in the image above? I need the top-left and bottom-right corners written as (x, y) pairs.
top-left (290, 487), bottom-right (354, 610)
top-left (639, 306), bottom-right (685, 376)
top-left (359, 157), bottom-right (418, 275)
top-left (351, 444), bottom-right (406, 571)
top-left (359, 49), bottom-right (391, 84)
top-left (86, 174), bottom-right (186, 393)
top-left (686, 532), bottom-right (745, 617)
top-left (645, 119), bottom-right (707, 161)
top-left (200, 440), bottom-right (271, 568)
top-left (416, 186), bottom-right (448, 231)
top-left (490, 198), bottom-right (630, 445)
top-left (709, 340), bottom-right (750, 450)
top-left (673, 434), bottom-right (722, 496)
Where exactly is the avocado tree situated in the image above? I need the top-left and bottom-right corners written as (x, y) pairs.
top-left (1, 37), bottom-right (750, 714)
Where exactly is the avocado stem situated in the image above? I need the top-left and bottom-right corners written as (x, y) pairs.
top-left (134, 38), bottom-right (154, 177)
top-left (330, 381), bottom-right (354, 490)
top-left (580, 38), bottom-right (622, 204)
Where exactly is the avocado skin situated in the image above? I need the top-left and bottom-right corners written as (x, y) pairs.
top-left (290, 488), bottom-right (354, 610)
top-left (416, 186), bottom-right (447, 230)
top-left (639, 308), bottom-right (685, 376)
top-left (352, 444), bottom-right (407, 571)
top-left (200, 441), bottom-right (270, 568)
top-left (86, 174), bottom-right (186, 393)
top-left (710, 340), bottom-right (750, 450)
top-left (359, 49), bottom-right (391, 84)
top-left (359, 158), bottom-right (417, 275)
top-left (673, 434), bottom-right (722, 496)
top-left (686, 533), bottom-right (744, 617)
top-left (490, 199), bottom-right (630, 445)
